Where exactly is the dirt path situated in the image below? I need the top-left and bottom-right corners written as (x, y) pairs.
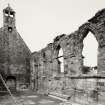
top-left (0, 90), bottom-right (62, 105)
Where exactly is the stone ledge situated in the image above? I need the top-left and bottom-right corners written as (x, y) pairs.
top-left (49, 92), bottom-right (71, 100)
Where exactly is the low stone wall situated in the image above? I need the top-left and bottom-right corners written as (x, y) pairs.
top-left (41, 76), bottom-right (105, 103)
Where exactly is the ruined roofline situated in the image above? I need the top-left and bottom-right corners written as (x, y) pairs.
top-left (32, 8), bottom-right (105, 54)
top-left (88, 8), bottom-right (105, 23)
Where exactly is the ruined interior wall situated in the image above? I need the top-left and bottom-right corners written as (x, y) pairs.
top-left (31, 9), bottom-right (105, 94)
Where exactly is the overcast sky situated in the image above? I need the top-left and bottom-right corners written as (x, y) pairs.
top-left (0, 0), bottom-right (105, 66)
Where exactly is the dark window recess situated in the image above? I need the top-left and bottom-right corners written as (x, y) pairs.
top-left (8, 27), bottom-right (12, 32)
top-left (5, 10), bottom-right (9, 16)
top-left (10, 11), bottom-right (14, 15)
top-left (6, 76), bottom-right (16, 81)
top-left (10, 11), bottom-right (14, 17)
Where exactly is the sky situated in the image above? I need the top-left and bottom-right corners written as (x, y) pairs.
top-left (0, 0), bottom-right (105, 66)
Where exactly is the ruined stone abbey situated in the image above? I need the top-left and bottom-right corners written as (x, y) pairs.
top-left (0, 5), bottom-right (105, 103)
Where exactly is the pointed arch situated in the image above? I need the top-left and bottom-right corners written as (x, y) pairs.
top-left (82, 31), bottom-right (98, 67)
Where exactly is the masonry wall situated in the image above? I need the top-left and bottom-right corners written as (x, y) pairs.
top-left (31, 9), bottom-right (105, 97)
top-left (0, 27), bottom-right (31, 90)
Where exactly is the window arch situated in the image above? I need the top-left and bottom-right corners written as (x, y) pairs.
top-left (82, 31), bottom-right (98, 67)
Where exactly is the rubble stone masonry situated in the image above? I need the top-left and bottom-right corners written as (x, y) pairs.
top-left (30, 9), bottom-right (105, 94)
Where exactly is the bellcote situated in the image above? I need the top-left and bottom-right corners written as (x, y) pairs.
top-left (3, 4), bottom-right (16, 30)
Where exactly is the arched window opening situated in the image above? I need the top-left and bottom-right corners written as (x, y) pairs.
top-left (5, 10), bottom-right (9, 16)
top-left (10, 11), bottom-right (14, 17)
top-left (82, 32), bottom-right (98, 71)
top-left (58, 48), bottom-right (64, 73)
top-left (8, 27), bottom-right (12, 32)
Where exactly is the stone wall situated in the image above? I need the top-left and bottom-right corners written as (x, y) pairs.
top-left (30, 9), bottom-right (105, 94)
top-left (0, 5), bottom-right (31, 91)
top-left (0, 27), bottom-right (31, 90)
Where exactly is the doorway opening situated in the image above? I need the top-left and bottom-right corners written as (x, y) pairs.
top-left (6, 76), bottom-right (16, 91)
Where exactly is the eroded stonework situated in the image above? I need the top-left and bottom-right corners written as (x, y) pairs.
top-left (30, 9), bottom-right (105, 99)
